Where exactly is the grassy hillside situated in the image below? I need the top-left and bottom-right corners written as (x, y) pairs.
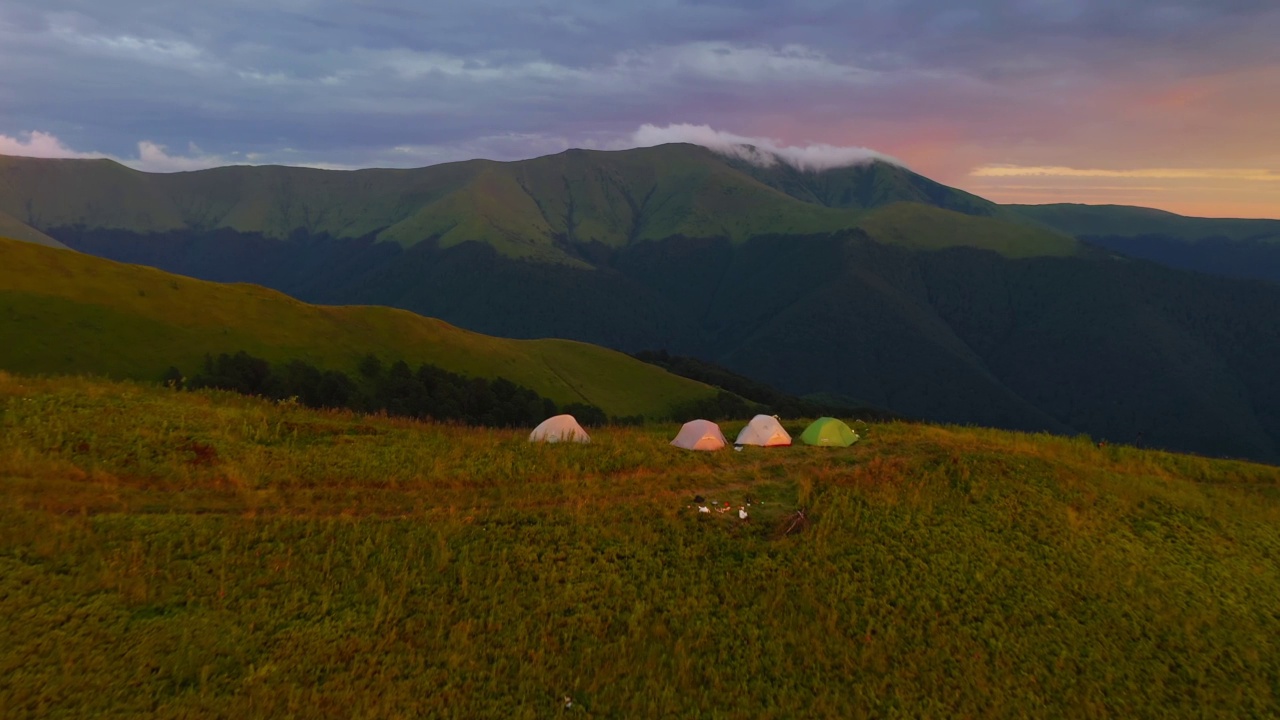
top-left (1, 146), bottom-right (1078, 264)
top-left (857, 202), bottom-right (1079, 258)
top-left (3, 373), bottom-right (1279, 717)
top-left (1010, 204), bottom-right (1280, 284)
top-left (0, 156), bottom-right (183, 232)
top-left (0, 210), bottom-right (66, 249)
top-left (0, 149), bottom-right (865, 263)
top-left (0, 238), bottom-right (716, 418)
top-left (1010, 203), bottom-right (1280, 243)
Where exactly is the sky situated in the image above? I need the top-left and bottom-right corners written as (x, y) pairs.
top-left (1, 0), bottom-right (1277, 218)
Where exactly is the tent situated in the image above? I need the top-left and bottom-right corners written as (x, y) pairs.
top-left (799, 417), bottom-right (859, 447)
top-left (671, 419), bottom-right (727, 451)
top-left (529, 414), bottom-right (591, 443)
top-left (734, 414), bottom-right (792, 447)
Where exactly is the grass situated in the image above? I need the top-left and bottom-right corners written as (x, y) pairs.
top-left (858, 203), bottom-right (1081, 258)
top-left (1009, 204), bottom-right (1280, 243)
top-left (3, 372), bottom-right (1279, 718)
top-left (0, 238), bottom-right (717, 418)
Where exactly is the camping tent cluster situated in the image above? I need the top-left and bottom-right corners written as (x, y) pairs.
top-left (671, 415), bottom-right (859, 451)
top-left (529, 413), bottom-right (859, 451)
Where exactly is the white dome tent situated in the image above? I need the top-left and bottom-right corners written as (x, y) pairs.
top-left (734, 414), bottom-right (792, 447)
top-left (529, 414), bottom-right (591, 443)
top-left (670, 419), bottom-right (727, 451)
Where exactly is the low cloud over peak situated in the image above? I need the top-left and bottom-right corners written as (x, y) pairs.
top-left (0, 130), bottom-right (287, 173)
top-left (0, 130), bottom-right (102, 161)
top-left (629, 123), bottom-right (898, 172)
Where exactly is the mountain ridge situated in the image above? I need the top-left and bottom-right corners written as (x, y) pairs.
top-left (0, 145), bottom-right (1081, 264)
top-left (1010, 203), bottom-right (1280, 284)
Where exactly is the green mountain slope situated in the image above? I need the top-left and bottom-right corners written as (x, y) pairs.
top-left (0, 238), bottom-right (716, 418)
top-left (1010, 203), bottom-right (1280, 284)
top-left (858, 202), bottom-right (1078, 258)
top-left (1010, 203), bottom-right (1280, 242)
top-left (0, 156), bottom-right (183, 231)
top-left (0, 146), bottom-right (1077, 263)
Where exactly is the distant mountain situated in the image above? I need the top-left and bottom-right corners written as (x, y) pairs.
top-left (1011, 203), bottom-right (1280, 285)
top-left (0, 237), bottom-right (718, 419)
top-left (0, 146), bottom-right (1077, 263)
top-left (3, 145), bottom-right (1279, 462)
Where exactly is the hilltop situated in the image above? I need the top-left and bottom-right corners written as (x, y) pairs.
top-left (2, 373), bottom-right (1278, 716)
top-left (1011, 203), bottom-right (1280, 285)
top-left (0, 238), bottom-right (716, 419)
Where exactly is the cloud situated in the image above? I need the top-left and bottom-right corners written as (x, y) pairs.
top-left (1, 124), bottom-right (898, 178)
top-left (0, 130), bottom-right (105, 160)
top-left (360, 48), bottom-right (587, 84)
top-left (378, 132), bottom-right (588, 165)
top-left (50, 25), bottom-right (211, 71)
top-left (0, 130), bottom-right (228, 172)
top-left (629, 123), bottom-right (897, 172)
top-left (134, 141), bottom-right (227, 172)
top-left (616, 42), bottom-right (877, 85)
top-left (971, 165), bottom-right (1280, 182)
top-left (0, 127), bottom-right (601, 173)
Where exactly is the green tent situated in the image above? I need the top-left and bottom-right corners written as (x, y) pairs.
top-left (800, 417), bottom-right (859, 447)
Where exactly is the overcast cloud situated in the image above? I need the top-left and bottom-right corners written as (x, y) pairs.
top-left (1, 0), bottom-right (1277, 215)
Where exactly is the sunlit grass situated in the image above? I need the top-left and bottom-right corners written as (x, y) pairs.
top-left (0, 237), bottom-right (717, 418)
top-left (2, 372), bottom-right (1278, 718)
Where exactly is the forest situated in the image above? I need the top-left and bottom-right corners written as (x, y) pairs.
top-left (165, 351), bottom-right (622, 427)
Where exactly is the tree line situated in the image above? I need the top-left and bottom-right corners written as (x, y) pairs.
top-left (163, 351), bottom-right (627, 428)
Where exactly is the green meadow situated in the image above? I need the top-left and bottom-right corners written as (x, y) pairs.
top-left (3, 372), bottom-right (1279, 718)
top-left (0, 238), bottom-right (715, 419)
